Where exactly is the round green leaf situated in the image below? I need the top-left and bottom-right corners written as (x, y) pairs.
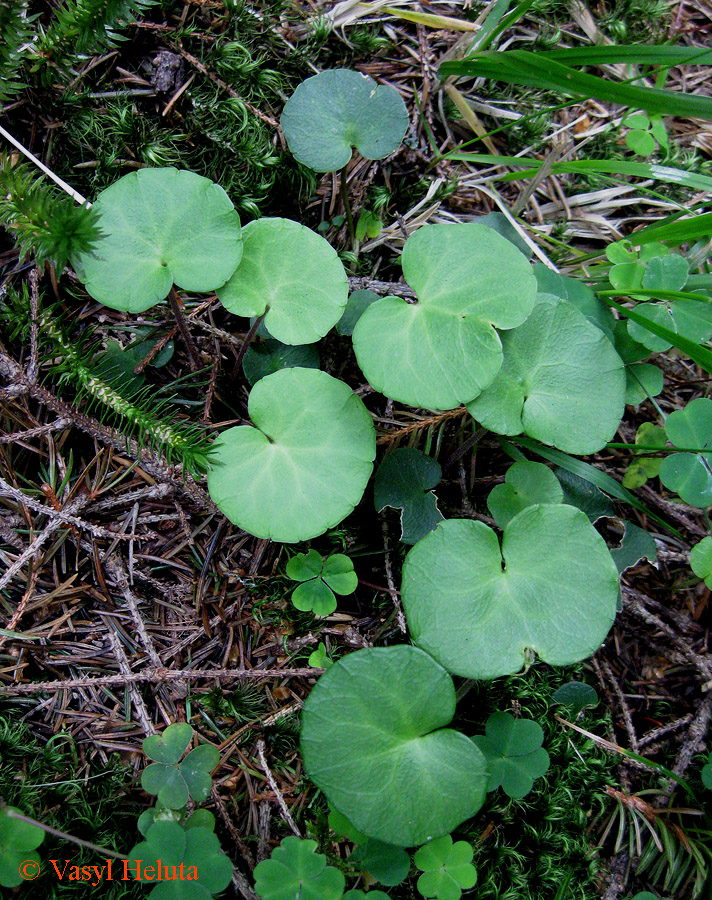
top-left (144, 722), bottom-right (194, 764)
top-left (321, 555), bottom-right (357, 595)
top-left (254, 836), bottom-right (345, 900)
top-left (300, 645), bottom-right (488, 847)
top-left (401, 507), bottom-right (620, 679)
top-left (281, 69), bottom-right (409, 172)
top-left (286, 550), bottom-right (324, 583)
top-left (642, 254), bottom-right (690, 292)
top-left (72, 168), bottom-right (242, 313)
top-left (180, 745), bottom-right (219, 803)
top-left (350, 839), bottom-right (411, 886)
top-left (552, 681), bottom-right (599, 716)
top-left (0, 808), bottom-right (45, 853)
top-left (626, 129), bottom-right (656, 156)
top-left (467, 294), bottom-right (625, 454)
top-left (217, 218), bottom-right (347, 345)
top-left (207, 368), bottom-right (376, 542)
top-left (487, 461), bottom-right (563, 529)
top-left (353, 224), bottom-right (537, 409)
top-left (292, 580), bottom-right (337, 616)
top-left (243, 339), bottom-right (320, 386)
top-left (690, 537), bottom-right (712, 588)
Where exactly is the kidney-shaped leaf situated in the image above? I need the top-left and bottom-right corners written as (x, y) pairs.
top-left (281, 69), bottom-right (409, 172)
top-left (300, 645), bottom-right (488, 847)
top-left (72, 167), bottom-right (242, 313)
top-left (207, 368), bottom-right (376, 542)
top-left (467, 294), bottom-right (625, 454)
top-left (487, 460), bottom-right (563, 529)
top-left (353, 224), bottom-right (537, 410)
top-left (401, 506), bottom-right (619, 679)
top-left (217, 218), bottom-right (347, 345)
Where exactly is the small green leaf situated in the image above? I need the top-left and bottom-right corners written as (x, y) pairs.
top-left (610, 521), bottom-right (657, 575)
top-left (487, 460), bottom-right (563, 528)
top-left (554, 468), bottom-right (615, 522)
top-left (336, 290), bottom-right (380, 336)
top-left (626, 129), bottom-right (656, 156)
top-left (144, 722), bottom-right (194, 764)
top-left (659, 398), bottom-right (712, 507)
top-left (343, 892), bottom-right (391, 900)
top-left (72, 168), bottom-right (242, 313)
top-left (0, 806), bottom-right (45, 886)
top-left (374, 448), bottom-right (444, 544)
top-left (291, 579), bottom-right (337, 617)
top-left (184, 810), bottom-right (216, 832)
top-left (287, 550), bottom-right (324, 583)
top-left (281, 69), bottom-right (409, 172)
top-left (328, 807), bottom-right (368, 844)
top-left (243, 339), bottom-right (320, 386)
top-left (141, 763), bottom-right (190, 810)
top-left (308, 643), bottom-right (333, 670)
top-left (471, 712), bottom-right (550, 799)
top-left (624, 362), bottom-right (664, 405)
top-left (179, 745), bottom-right (219, 803)
top-left (690, 536), bottom-right (712, 589)
top-left (642, 254), bottom-right (690, 292)
top-left (701, 762), bottom-right (712, 790)
top-left (254, 836), bottom-right (345, 900)
top-left (321, 555), bottom-right (357, 595)
top-left (414, 835), bottom-right (477, 900)
top-left (351, 839), bottom-right (411, 886)
top-left (552, 682), bottom-right (599, 716)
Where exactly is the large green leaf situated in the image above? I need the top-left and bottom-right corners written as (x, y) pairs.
top-left (352, 223), bottom-right (537, 409)
top-left (207, 368), bottom-right (376, 542)
top-left (217, 218), bottom-right (347, 345)
top-left (401, 507), bottom-right (619, 679)
top-left (281, 69), bottom-right (409, 172)
top-left (300, 645), bottom-right (488, 847)
top-left (72, 168), bottom-right (242, 313)
top-left (467, 295), bottom-right (625, 454)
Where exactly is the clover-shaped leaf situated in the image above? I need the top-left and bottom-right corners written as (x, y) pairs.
top-left (286, 550), bottom-right (357, 616)
top-left (659, 398), bottom-right (712, 507)
top-left (217, 218), bottom-right (347, 345)
top-left (242, 339), bottom-right (319, 386)
top-left (301, 646), bottom-right (488, 847)
top-left (254, 836), bottom-right (345, 900)
top-left (207, 368), bottom-right (376, 542)
top-left (401, 507), bottom-right (620, 679)
top-left (487, 461), bottom-right (563, 529)
top-left (308, 642), bottom-right (333, 670)
top-left (374, 448), bottom-right (444, 544)
top-left (353, 224), bottom-right (537, 410)
top-left (552, 682), bottom-right (599, 717)
top-left (627, 299), bottom-right (712, 352)
top-left (336, 290), bottom-right (380, 336)
top-left (0, 807), bottom-right (45, 888)
top-left (467, 294), bottom-right (625, 454)
top-left (413, 835), bottom-right (477, 900)
top-left (179, 745), bottom-right (220, 803)
top-left (72, 168), bottom-right (242, 313)
top-left (623, 112), bottom-right (668, 157)
top-left (472, 712), bottom-right (550, 799)
top-left (144, 723), bottom-right (194, 764)
top-left (128, 821), bottom-right (233, 899)
top-left (281, 69), bottom-right (409, 172)
top-left (690, 537), bottom-right (712, 589)
top-left (343, 892), bottom-right (391, 900)
top-left (622, 422), bottom-right (666, 489)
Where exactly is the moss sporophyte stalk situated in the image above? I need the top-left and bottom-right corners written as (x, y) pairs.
top-left (47, 858), bottom-right (199, 885)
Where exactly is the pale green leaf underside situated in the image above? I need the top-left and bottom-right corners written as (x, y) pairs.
top-left (280, 69), bottom-right (409, 172)
top-left (217, 218), bottom-right (348, 344)
top-left (72, 167), bottom-right (242, 313)
top-left (401, 506), bottom-right (620, 679)
top-left (300, 646), bottom-right (488, 847)
top-left (353, 224), bottom-right (537, 409)
top-left (467, 294), bottom-right (626, 454)
top-left (207, 368), bottom-right (376, 542)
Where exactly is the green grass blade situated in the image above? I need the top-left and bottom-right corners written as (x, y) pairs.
top-left (599, 295), bottom-right (712, 373)
top-left (503, 436), bottom-right (683, 537)
top-left (441, 153), bottom-right (712, 193)
top-left (627, 212), bottom-right (712, 246)
top-left (440, 51), bottom-right (712, 119)
top-left (541, 46), bottom-right (712, 66)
